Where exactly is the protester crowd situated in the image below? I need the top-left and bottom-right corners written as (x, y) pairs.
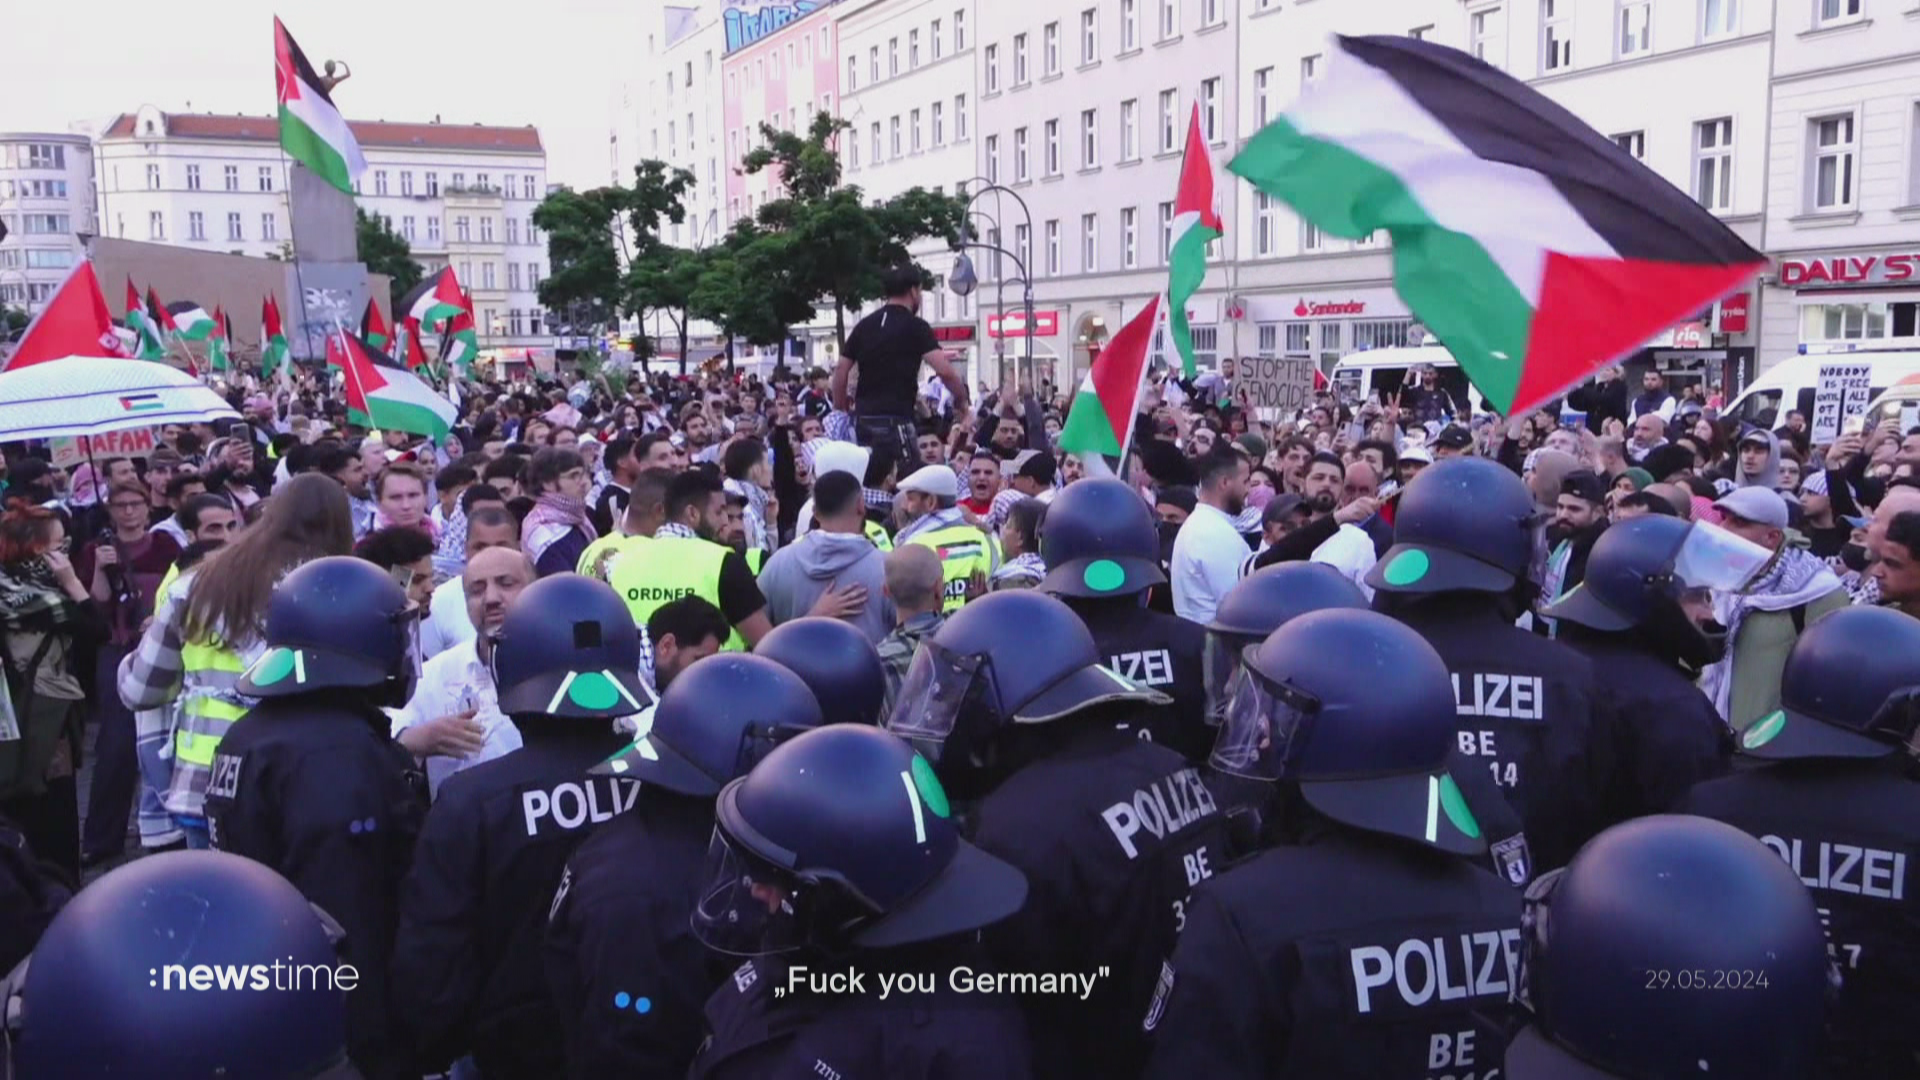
top-left (3, 298), bottom-right (1920, 1080)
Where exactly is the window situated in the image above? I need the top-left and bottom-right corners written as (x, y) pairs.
top-left (1810, 114), bottom-right (1857, 210)
top-left (891, 116), bottom-right (902, 156)
top-left (145, 164), bottom-right (159, 189)
top-left (23, 250), bottom-right (72, 270)
top-left (477, 173), bottom-right (491, 192)
top-left (986, 134), bottom-right (1000, 182)
top-left (1542, 0), bottom-right (1573, 71)
top-left (480, 217), bottom-right (495, 242)
top-left (1122, 0), bottom-right (1139, 49)
top-left (910, 29), bottom-right (921, 68)
top-left (148, 211), bottom-right (164, 240)
top-left (1703, 0), bottom-right (1737, 38)
top-left (259, 166), bottom-right (274, 192)
top-left (401, 171), bottom-right (414, 197)
top-left (986, 44), bottom-right (1000, 92)
top-left (456, 216), bottom-right (472, 242)
top-left (1815, 0), bottom-right (1861, 26)
top-left (529, 262), bottom-right (542, 287)
top-left (890, 37), bottom-right (899, 76)
top-left (509, 262), bottom-right (522, 290)
top-left (1410, 24), bottom-right (1435, 39)
top-left (1158, 201), bottom-right (1174, 263)
top-left (1119, 99), bottom-right (1140, 160)
top-left (1159, 89), bottom-right (1178, 152)
top-left (1044, 22), bottom-right (1060, 75)
top-left (1081, 9), bottom-right (1098, 63)
top-left (1612, 130), bottom-right (1646, 159)
top-left (1802, 301), bottom-right (1920, 344)
top-left (955, 8), bottom-right (967, 49)
top-left (1201, 77), bottom-right (1220, 142)
top-left (22, 144), bottom-right (64, 169)
top-left (932, 19), bottom-right (944, 58)
top-left (1694, 117), bottom-right (1734, 211)
top-left (847, 55), bottom-right (858, 89)
top-left (872, 122), bottom-right (883, 162)
top-left (1045, 220), bottom-right (1061, 275)
top-left (1014, 33), bottom-right (1028, 84)
top-left (116, 213), bottom-right (124, 239)
top-left (1159, 0), bottom-right (1178, 39)
top-left (460, 261), bottom-right (473, 284)
top-left (912, 109), bottom-right (923, 152)
top-left (1618, 1), bottom-right (1651, 56)
top-left (870, 45), bottom-right (880, 82)
top-left (1203, 0), bottom-right (1223, 26)
top-left (1015, 224), bottom-right (1031, 273)
top-left (227, 212), bottom-right (244, 241)
top-left (988, 228), bottom-right (1003, 276)
top-left (1015, 126), bottom-right (1031, 181)
top-left (403, 216), bottom-right (416, 241)
top-left (220, 164), bottom-right (237, 191)
top-left (1303, 218), bottom-right (1323, 251)
top-left (19, 213), bottom-right (68, 235)
top-left (1082, 212), bottom-right (1098, 270)
top-left (427, 216), bottom-right (441, 241)
top-left (507, 217), bottom-right (519, 244)
top-left (931, 101), bottom-right (946, 146)
top-left (482, 262), bottom-right (496, 290)
top-left (1302, 54), bottom-right (1321, 85)
top-left (1044, 119), bottom-right (1060, 175)
top-left (1255, 191), bottom-right (1277, 255)
top-left (956, 94), bottom-right (970, 138)
top-left (1081, 109), bottom-right (1099, 167)
top-left (426, 172), bottom-right (440, 196)
top-left (1122, 207), bottom-right (1138, 267)
top-left (850, 135), bottom-right (862, 169)
top-left (186, 211), bottom-right (204, 241)
top-left (183, 164), bottom-right (200, 191)
top-left (1471, 6), bottom-right (1505, 68)
top-left (261, 213), bottom-right (277, 241)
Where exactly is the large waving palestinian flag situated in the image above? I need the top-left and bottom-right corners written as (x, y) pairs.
top-left (331, 329), bottom-right (456, 442)
top-left (1231, 35), bottom-right (1765, 418)
top-left (274, 18), bottom-right (367, 196)
top-left (398, 267), bottom-right (467, 332)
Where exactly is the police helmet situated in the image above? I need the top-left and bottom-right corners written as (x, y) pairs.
top-left (1211, 608), bottom-right (1485, 856)
top-left (753, 617), bottom-right (888, 726)
top-left (1738, 605), bottom-right (1920, 760)
top-left (1038, 477), bottom-right (1167, 598)
top-left (1366, 457), bottom-right (1538, 595)
top-left (237, 555), bottom-right (417, 704)
top-left (592, 653), bottom-right (824, 794)
top-left (693, 725), bottom-right (1027, 955)
top-left (1508, 815), bottom-right (1836, 1080)
top-left (7, 851), bottom-right (353, 1079)
top-left (1203, 563), bottom-right (1368, 725)
top-left (489, 574), bottom-right (650, 720)
top-left (1544, 514), bottom-right (1772, 632)
top-left (887, 590), bottom-right (1167, 754)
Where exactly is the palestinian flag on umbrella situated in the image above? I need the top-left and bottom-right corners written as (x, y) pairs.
top-left (1059, 295), bottom-right (1161, 464)
top-left (166, 300), bottom-right (216, 341)
top-left (274, 17), bottom-right (366, 196)
top-left (261, 294), bottom-right (291, 379)
top-left (398, 267), bottom-right (466, 332)
top-left (1229, 35), bottom-right (1765, 418)
top-left (361, 298), bottom-right (391, 351)
top-left (331, 328), bottom-right (455, 442)
top-left (125, 278), bottom-right (166, 360)
top-left (207, 305), bottom-right (232, 372)
top-left (1168, 102), bottom-right (1222, 381)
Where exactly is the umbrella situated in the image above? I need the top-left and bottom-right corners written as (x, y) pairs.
top-left (0, 355), bottom-right (239, 441)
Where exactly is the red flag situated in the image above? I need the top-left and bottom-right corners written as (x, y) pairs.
top-left (2, 260), bottom-right (127, 370)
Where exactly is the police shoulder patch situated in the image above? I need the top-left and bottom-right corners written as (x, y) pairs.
top-left (1491, 833), bottom-right (1533, 889)
top-left (1142, 960), bottom-right (1175, 1032)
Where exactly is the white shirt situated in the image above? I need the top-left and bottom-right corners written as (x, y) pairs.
top-left (427, 576), bottom-right (475, 658)
top-left (1311, 523), bottom-right (1380, 602)
top-left (385, 638), bottom-right (523, 798)
top-left (1171, 502), bottom-right (1249, 624)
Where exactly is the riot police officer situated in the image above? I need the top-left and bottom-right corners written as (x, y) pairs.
top-left (889, 589), bottom-right (1231, 1080)
top-left (1506, 815), bottom-right (1836, 1079)
top-left (393, 574), bottom-right (649, 1079)
top-left (1540, 515), bottom-right (1732, 819)
top-left (7, 850), bottom-right (354, 1079)
top-left (202, 555), bottom-right (425, 1080)
top-left (1040, 477), bottom-right (1210, 759)
top-left (1142, 609), bottom-right (1522, 1079)
top-left (1369, 457), bottom-right (1609, 874)
top-left (752, 616), bottom-right (888, 725)
top-left (687, 724), bottom-right (1031, 1079)
top-left (1677, 605), bottom-right (1920, 1075)
top-left (547, 653), bottom-right (826, 1079)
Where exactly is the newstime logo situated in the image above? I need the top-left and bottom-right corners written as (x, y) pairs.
top-left (151, 960), bottom-right (360, 992)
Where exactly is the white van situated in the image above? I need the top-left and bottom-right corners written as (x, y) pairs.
top-left (1723, 352), bottom-right (1920, 431)
top-left (1328, 346), bottom-right (1486, 414)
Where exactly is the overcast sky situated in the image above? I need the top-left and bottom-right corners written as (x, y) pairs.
top-left (0, 0), bottom-right (641, 188)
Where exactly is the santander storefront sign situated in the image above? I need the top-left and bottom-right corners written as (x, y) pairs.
top-left (1293, 298), bottom-right (1367, 317)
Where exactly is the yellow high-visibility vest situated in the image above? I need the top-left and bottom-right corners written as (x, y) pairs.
top-left (608, 535), bottom-right (747, 651)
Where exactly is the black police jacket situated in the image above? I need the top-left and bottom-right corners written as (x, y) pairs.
top-left (544, 787), bottom-right (720, 1080)
top-left (1388, 596), bottom-right (1611, 872)
top-left (1558, 633), bottom-right (1732, 822)
top-left (201, 696), bottom-right (426, 1080)
top-left (1067, 597), bottom-right (1211, 761)
top-left (391, 717), bottom-right (634, 1079)
top-left (687, 946), bottom-right (1034, 1080)
top-left (1141, 825), bottom-right (1523, 1080)
top-left (969, 719), bottom-right (1233, 1080)
top-left (1679, 756), bottom-right (1920, 1076)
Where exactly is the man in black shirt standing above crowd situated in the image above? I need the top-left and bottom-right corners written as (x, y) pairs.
top-left (833, 264), bottom-right (969, 472)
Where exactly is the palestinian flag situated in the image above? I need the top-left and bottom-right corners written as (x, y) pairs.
top-left (1168, 102), bottom-right (1222, 381)
top-left (125, 278), bottom-right (166, 360)
top-left (398, 267), bottom-right (466, 332)
top-left (1059, 295), bottom-right (1161, 462)
top-left (274, 17), bottom-right (366, 195)
top-left (397, 317), bottom-right (431, 370)
top-left (207, 305), bottom-right (231, 372)
top-left (261, 294), bottom-right (291, 379)
top-left (331, 329), bottom-right (456, 442)
top-left (1230, 36), bottom-right (1765, 418)
top-left (166, 301), bottom-right (216, 341)
top-left (441, 290), bottom-right (478, 374)
top-left (0, 260), bottom-right (127, 371)
top-left (361, 298), bottom-right (390, 351)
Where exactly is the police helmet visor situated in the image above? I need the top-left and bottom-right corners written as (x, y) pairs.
top-left (691, 826), bottom-right (830, 957)
top-left (1207, 649), bottom-right (1319, 780)
top-left (1669, 519), bottom-right (1773, 593)
top-left (885, 643), bottom-right (989, 756)
top-left (1202, 631), bottom-right (1254, 727)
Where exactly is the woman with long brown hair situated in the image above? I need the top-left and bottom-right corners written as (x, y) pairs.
top-left (0, 505), bottom-right (97, 878)
top-left (120, 473), bottom-right (353, 849)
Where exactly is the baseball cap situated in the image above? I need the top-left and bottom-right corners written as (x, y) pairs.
top-left (1712, 487), bottom-right (1788, 530)
top-left (1433, 425), bottom-right (1473, 450)
top-left (1011, 449), bottom-right (1056, 484)
top-left (1559, 469), bottom-right (1607, 506)
top-left (1737, 428), bottom-right (1772, 448)
top-left (897, 464), bottom-right (960, 499)
top-left (1398, 445), bottom-right (1433, 465)
top-left (148, 447), bottom-right (185, 469)
top-left (812, 441), bottom-right (871, 484)
top-left (1261, 493), bottom-right (1307, 526)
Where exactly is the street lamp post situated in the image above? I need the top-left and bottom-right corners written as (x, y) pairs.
top-left (953, 178), bottom-right (1036, 394)
top-left (963, 208), bottom-right (1011, 386)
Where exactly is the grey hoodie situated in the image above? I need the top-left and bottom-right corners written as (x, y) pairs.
top-left (756, 529), bottom-right (897, 643)
top-left (1734, 429), bottom-right (1781, 490)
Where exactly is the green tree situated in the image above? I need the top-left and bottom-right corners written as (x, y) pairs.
top-left (355, 209), bottom-right (422, 313)
top-left (0, 305), bottom-right (29, 335)
top-left (533, 162), bottom-right (695, 368)
top-left (689, 224), bottom-right (815, 357)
